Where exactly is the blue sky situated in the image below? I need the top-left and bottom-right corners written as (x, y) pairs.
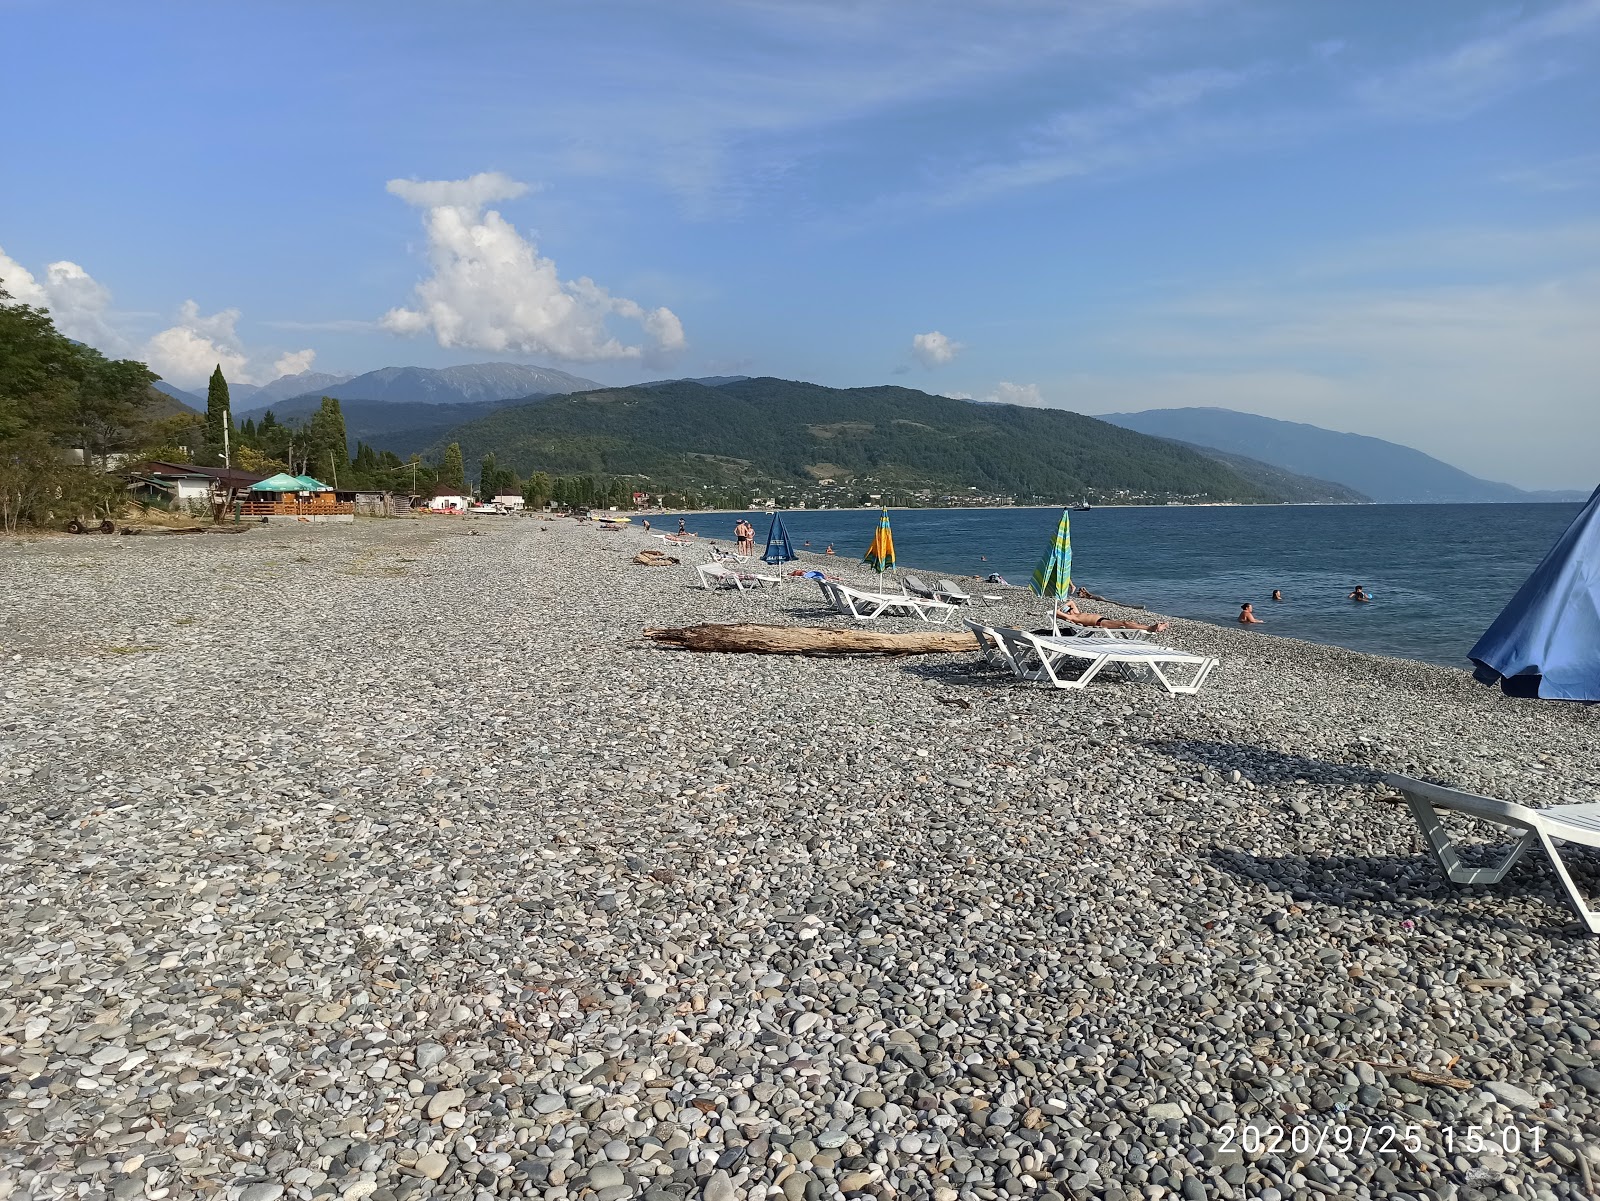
top-left (2, 0), bottom-right (1597, 488)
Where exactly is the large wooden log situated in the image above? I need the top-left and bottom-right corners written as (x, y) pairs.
top-left (643, 623), bottom-right (973, 656)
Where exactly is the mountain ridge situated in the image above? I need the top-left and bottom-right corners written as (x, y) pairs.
top-left (421, 376), bottom-right (1294, 505)
top-left (1099, 407), bottom-right (1587, 503)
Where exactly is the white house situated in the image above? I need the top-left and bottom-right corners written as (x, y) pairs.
top-left (428, 494), bottom-right (472, 512)
top-left (492, 494), bottom-right (526, 511)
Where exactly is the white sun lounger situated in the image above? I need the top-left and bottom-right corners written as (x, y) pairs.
top-left (1383, 774), bottom-right (1600, 933)
top-left (964, 620), bottom-right (1007, 668)
top-left (832, 582), bottom-right (954, 624)
top-left (697, 563), bottom-right (778, 592)
top-left (1001, 629), bottom-right (1217, 694)
top-left (935, 579), bottom-right (974, 605)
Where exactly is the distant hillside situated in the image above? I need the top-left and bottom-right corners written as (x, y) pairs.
top-left (246, 370), bottom-right (355, 406)
top-left (152, 380), bottom-right (203, 408)
top-left (1171, 443), bottom-right (1369, 503)
top-left (1100, 407), bottom-right (1586, 503)
top-left (278, 362), bottom-right (604, 408)
top-left (239, 395), bottom-right (521, 457)
top-left (425, 377), bottom-right (1283, 504)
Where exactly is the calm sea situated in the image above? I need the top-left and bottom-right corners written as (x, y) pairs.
top-left (674, 503), bottom-right (1586, 668)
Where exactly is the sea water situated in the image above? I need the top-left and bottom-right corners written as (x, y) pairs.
top-left (676, 503), bottom-right (1586, 668)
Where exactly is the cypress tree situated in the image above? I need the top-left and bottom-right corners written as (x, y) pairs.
top-left (204, 365), bottom-right (233, 465)
top-left (440, 442), bottom-right (466, 493)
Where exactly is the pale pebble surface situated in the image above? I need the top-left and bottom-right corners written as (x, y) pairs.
top-left (2, 514), bottom-right (1600, 1201)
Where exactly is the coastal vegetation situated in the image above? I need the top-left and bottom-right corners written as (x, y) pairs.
top-left (423, 377), bottom-right (1285, 507)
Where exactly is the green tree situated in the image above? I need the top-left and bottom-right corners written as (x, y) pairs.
top-left (204, 365), bottom-right (233, 465)
top-left (523, 471), bottom-right (553, 509)
top-left (1, 282), bottom-right (163, 529)
top-left (478, 452), bottom-right (499, 501)
top-left (305, 397), bottom-right (350, 487)
top-left (439, 442), bottom-right (466, 493)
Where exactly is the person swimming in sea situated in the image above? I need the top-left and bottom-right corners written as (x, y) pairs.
top-left (1349, 585), bottom-right (1371, 603)
top-left (1239, 603), bottom-right (1263, 624)
top-left (1271, 589), bottom-right (1283, 602)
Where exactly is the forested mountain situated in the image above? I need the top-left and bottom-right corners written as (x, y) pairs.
top-left (423, 377), bottom-right (1285, 504)
top-left (239, 395), bottom-right (519, 457)
top-left (1100, 407), bottom-right (1586, 503)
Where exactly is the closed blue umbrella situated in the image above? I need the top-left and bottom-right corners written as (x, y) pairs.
top-left (763, 513), bottom-right (797, 566)
top-left (1469, 484), bottom-right (1600, 701)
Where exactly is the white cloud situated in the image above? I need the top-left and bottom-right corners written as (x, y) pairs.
top-left (0, 247), bottom-right (130, 352)
top-left (273, 348), bottom-right (318, 376)
top-left (911, 330), bottom-right (963, 366)
top-left (381, 172), bottom-right (686, 363)
top-left (1, 245), bottom-right (316, 389)
top-left (986, 382), bottom-right (1045, 407)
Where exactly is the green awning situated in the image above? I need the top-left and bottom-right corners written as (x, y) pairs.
top-left (252, 472), bottom-right (308, 493)
top-left (295, 475), bottom-right (331, 490)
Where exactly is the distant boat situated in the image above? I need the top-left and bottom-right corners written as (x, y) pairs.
top-left (1072, 502), bottom-right (1092, 512)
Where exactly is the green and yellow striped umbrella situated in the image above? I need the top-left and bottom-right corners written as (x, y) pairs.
top-left (863, 508), bottom-right (896, 577)
top-left (1030, 509), bottom-right (1073, 628)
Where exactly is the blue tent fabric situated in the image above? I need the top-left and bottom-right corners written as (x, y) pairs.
top-left (763, 514), bottom-right (797, 566)
top-left (1469, 484), bottom-right (1600, 701)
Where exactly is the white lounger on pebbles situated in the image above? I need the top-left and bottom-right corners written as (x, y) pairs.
top-left (832, 582), bottom-right (954, 624)
top-left (935, 579), bottom-right (974, 605)
top-left (696, 563), bottom-right (778, 592)
top-left (994, 629), bottom-right (1217, 694)
top-left (1383, 773), bottom-right (1600, 933)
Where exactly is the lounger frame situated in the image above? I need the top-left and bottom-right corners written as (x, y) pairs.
top-left (1384, 773), bottom-right (1600, 933)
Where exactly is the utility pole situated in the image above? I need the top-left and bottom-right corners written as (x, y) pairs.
top-left (222, 409), bottom-right (231, 468)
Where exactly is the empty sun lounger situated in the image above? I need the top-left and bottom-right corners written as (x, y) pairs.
top-left (832, 582), bottom-right (954, 624)
top-left (1000, 629), bottom-right (1217, 694)
top-left (1383, 773), bottom-right (1600, 933)
top-left (697, 563), bottom-right (778, 592)
top-left (964, 620), bottom-right (1018, 671)
top-left (903, 575), bottom-right (938, 600)
top-left (935, 579), bottom-right (974, 605)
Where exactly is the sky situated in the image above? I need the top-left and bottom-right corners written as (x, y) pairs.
top-left (2, 0), bottom-right (1598, 489)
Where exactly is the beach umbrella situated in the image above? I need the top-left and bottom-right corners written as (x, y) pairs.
top-left (762, 513), bottom-right (797, 566)
top-left (1029, 508), bottom-right (1073, 633)
top-left (1469, 484), bottom-right (1600, 702)
top-left (863, 508), bottom-right (896, 581)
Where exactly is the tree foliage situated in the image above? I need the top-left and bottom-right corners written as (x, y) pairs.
top-left (204, 365), bottom-right (233, 465)
top-left (439, 442), bottom-right (466, 493)
top-left (0, 281), bottom-right (165, 529)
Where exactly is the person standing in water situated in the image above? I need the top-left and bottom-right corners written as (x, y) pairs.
top-left (1349, 585), bottom-right (1371, 603)
top-left (1239, 603), bottom-right (1263, 624)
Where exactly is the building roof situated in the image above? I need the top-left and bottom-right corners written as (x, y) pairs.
top-left (132, 460), bottom-right (267, 489)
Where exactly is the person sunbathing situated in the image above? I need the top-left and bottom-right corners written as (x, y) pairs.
top-left (1054, 600), bottom-right (1168, 633)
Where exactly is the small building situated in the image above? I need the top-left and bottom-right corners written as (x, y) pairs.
top-left (428, 494), bottom-right (472, 512)
top-left (126, 461), bottom-right (266, 509)
top-left (492, 494), bottom-right (526, 511)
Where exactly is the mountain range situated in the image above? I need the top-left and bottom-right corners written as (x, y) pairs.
top-left (419, 376), bottom-right (1300, 504)
top-left (155, 362), bottom-right (606, 415)
top-left (1099, 407), bottom-right (1586, 503)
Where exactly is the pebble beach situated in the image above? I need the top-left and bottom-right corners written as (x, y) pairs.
top-left (4, 515), bottom-right (1600, 1201)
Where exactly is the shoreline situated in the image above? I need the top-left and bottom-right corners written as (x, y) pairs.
top-left (3, 518), bottom-right (1598, 1201)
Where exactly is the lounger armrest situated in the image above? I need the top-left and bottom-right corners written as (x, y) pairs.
top-left (1382, 774), bottom-right (1540, 828)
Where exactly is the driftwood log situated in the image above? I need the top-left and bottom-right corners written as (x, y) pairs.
top-left (644, 623), bottom-right (973, 656)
